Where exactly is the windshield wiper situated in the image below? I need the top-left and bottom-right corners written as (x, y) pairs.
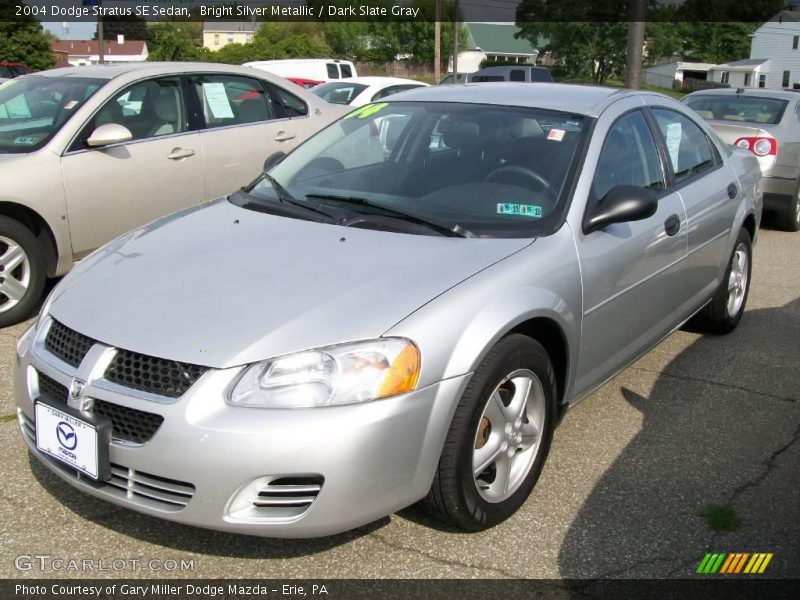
top-left (262, 175), bottom-right (337, 221)
top-left (305, 193), bottom-right (469, 238)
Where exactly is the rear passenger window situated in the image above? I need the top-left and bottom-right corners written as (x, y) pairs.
top-left (191, 75), bottom-right (275, 129)
top-left (271, 85), bottom-right (308, 117)
top-left (510, 69), bottom-right (525, 82)
top-left (326, 64), bottom-right (339, 79)
top-left (592, 111), bottom-right (665, 201)
top-left (652, 108), bottom-right (715, 183)
top-left (340, 64), bottom-right (353, 78)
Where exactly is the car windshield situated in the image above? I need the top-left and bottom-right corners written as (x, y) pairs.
top-left (684, 94), bottom-right (788, 125)
top-left (242, 101), bottom-right (587, 238)
top-left (311, 81), bottom-right (369, 105)
top-left (0, 76), bottom-right (105, 153)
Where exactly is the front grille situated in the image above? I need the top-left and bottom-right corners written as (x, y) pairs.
top-left (44, 319), bottom-right (95, 367)
top-left (37, 371), bottom-right (68, 402)
top-left (34, 370), bottom-right (164, 444)
top-left (105, 350), bottom-right (207, 399)
top-left (93, 399), bottom-right (163, 444)
top-left (20, 413), bottom-right (193, 512)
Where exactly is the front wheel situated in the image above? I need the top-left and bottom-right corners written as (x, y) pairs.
top-left (0, 217), bottom-right (47, 328)
top-left (423, 334), bottom-right (556, 531)
top-left (690, 227), bottom-right (752, 334)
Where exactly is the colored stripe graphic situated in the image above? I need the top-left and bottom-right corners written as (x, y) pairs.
top-left (698, 553), bottom-right (773, 574)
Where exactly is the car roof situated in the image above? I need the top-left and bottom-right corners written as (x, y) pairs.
top-left (685, 88), bottom-right (800, 101)
top-left (384, 82), bottom-right (643, 117)
top-left (28, 62), bottom-right (276, 80)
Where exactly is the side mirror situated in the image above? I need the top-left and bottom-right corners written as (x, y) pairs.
top-left (263, 151), bottom-right (286, 172)
top-left (86, 123), bottom-right (133, 147)
top-left (583, 185), bottom-right (658, 234)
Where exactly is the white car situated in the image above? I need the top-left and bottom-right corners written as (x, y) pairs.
top-left (311, 77), bottom-right (429, 107)
top-left (244, 59), bottom-right (357, 85)
top-left (0, 62), bottom-right (347, 327)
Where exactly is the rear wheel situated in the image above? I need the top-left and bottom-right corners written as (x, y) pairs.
top-left (690, 227), bottom-right (752, 334)
top-left (0, 217), bottom-right (47, 328)
top-left (423, 334), bottom-right (556, 530)
top-left (774, 183), bottom-right (800, 232)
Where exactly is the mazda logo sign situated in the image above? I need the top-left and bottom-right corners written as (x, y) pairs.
top-left (56, 421), bottom-right (77, 451)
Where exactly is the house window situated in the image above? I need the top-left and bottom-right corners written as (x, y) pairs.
top-left (794, 35), bottom-right (799, 49)
top-left (759, 74), bottom-right (767, 88)
top-left (784, 71), bottom-right (791, 87)
top-left (227, 34), bottom-right (234, 44)
top-left (720, 71), bottom-right (729, 84)
top-left (744, 73), bottom-right (751, 86)
top-left (214, 34), bottom-right (219, 46)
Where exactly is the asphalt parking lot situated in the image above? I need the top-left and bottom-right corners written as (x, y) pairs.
top-left (1, 223), bottom-right (797, 580)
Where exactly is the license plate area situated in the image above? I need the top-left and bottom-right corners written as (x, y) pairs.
top-left (35, 397), bottom-right (111, 480)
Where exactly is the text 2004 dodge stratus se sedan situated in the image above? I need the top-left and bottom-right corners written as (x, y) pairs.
top-left (15, 84), bottom-right (761, 537)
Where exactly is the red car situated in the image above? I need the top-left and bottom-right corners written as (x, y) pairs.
top-left (0, 62), bottom-right (32, 79)
top-left (287, 77), bottom-right (322, 89)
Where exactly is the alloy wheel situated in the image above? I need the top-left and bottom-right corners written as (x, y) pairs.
top-left (0, 236), bottom-right (32, 314)
top-left (726, 242), bottom-right (749, 318)
top-left (472, 369), bottom-right (546, 503)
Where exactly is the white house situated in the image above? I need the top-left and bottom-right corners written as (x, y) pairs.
top-left (50, 37), bottom-right (148, 66)
top-left (643, 61), bottom-right (717, 90)
top-left (448, 23), bottom-right (543, 73)
top-left (708, 59), bottom-right (771, 88)
top-left (202, 22), bottom-right (258, 51)
top-left (708, 6), bottom-right (800, 89)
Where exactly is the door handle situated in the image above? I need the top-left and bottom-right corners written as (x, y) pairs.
top-left (664, 214), bottom-right (681, 237)
top-left (167, 147), bottom-right (195, 160)
top-left (727, 182), bottom-right (738, 199)
top-left (274, 131), bottom-right (296, 142)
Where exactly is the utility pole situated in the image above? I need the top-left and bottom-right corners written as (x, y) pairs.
top-left (434, 0), bottom-right (441, 82)
top-left (453, 0), bottom-right (459, 81)
top-left (625, 0), bottom-right (646, 89)
top-left (97, 0), bottom-right (104, 64)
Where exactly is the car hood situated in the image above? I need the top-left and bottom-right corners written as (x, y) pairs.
top-left (49, 199), bottom-right (532, 369)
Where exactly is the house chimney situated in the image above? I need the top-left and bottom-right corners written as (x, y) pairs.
top-left (117, 34), bottom-right (124, 45)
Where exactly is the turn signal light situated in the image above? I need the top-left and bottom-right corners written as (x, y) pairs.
top-left (733, 136), bottom-right (777, 157)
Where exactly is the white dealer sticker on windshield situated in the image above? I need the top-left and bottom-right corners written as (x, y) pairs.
top-left (202, 82), bottom-right (234, 119)
top-left (665, 122), bottom-right (682, 170)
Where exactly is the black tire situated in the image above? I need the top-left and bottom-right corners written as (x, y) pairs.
top-left (774, 184), bottom-right (800, 232)
top-left (0, 217), bottom-right (47, 328)
top-left (423, 334), bottom-right (557, 531)
top-left (690, 228), bottom-right (752, 335)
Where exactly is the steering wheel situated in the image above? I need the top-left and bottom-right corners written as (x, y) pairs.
top-left (484, 165), bottom-right (552, 194)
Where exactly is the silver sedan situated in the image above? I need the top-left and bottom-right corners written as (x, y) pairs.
top-left (15, 83), bottom-right (761, 537)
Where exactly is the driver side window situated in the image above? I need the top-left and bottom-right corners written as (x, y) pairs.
top-left (592, 110), bottom-right (665, 201)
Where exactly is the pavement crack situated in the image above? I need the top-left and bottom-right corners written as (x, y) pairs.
top-left (726, 421), bottom-right (800, 507)
top-left (581, 554), bottom-right (682, 579)
top-left (367, 531), bottom-right (521, 578)
top-left (630, 366), bottom-right (797, 403)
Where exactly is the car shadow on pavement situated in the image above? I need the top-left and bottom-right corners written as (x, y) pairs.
top-left (28, 456), bottom-right (388, 559)
top-left (556, 299), bottom-right (800, 579)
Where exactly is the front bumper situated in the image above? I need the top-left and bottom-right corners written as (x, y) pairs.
top-left (15, 320), bottom-right (469, 537)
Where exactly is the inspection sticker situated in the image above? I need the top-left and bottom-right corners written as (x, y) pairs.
top-left (547, 128), bottom-right (565, 141)
top-left (497, 203), bottom-right (543, 218)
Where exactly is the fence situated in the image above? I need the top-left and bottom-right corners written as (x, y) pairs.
top-left (354, 61), bottom-right (435, 82)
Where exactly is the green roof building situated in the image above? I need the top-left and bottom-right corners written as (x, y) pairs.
top-left (450, 23), bottom-right (545, 73)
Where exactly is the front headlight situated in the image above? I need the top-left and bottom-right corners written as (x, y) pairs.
top-left (228, 338), bottom-right (420, 408)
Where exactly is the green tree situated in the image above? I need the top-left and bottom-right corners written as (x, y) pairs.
top-left (516, 0), bottom-right (628, 84)
top-left (324, 21), bottom-right (369, 60)
top-left (146, 22), bottom-right (203, 62)
top-left (0, 2), bottom-right (55, 70)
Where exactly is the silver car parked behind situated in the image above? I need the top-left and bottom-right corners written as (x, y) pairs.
top-left (15, 84), bottom-right (761, 537)
top-left (683, 87), bottom-right (800, 231)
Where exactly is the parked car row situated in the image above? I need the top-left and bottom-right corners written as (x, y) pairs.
top-left (0, 62), bottom-right (347, 327)
top-left (11, 76), bottom-right (762, 538)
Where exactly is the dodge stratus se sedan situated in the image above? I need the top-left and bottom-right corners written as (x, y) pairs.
top-left (15, 84), bottom-right (762, 537)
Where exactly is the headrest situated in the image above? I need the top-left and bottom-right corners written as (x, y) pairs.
top-left (154, 88), bottom-right (179, 122)
top-left (440, 119), bottom-right (481, 153)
